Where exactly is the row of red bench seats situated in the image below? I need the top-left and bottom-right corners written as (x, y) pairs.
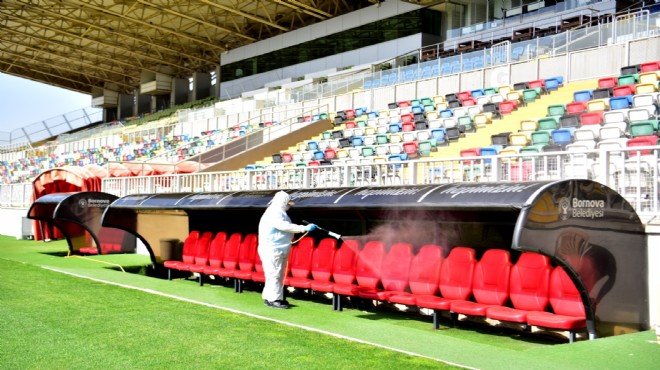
top-left (163, 230), bottom-right (587, 342)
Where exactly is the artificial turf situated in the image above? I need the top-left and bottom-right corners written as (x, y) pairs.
top-left (1, 236), bottom-right (658, 369)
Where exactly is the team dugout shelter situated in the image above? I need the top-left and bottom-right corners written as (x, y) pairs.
top-left (101, 179), bottom-right (648, 338)
top-left (27, 191), bottom-right (136, 256)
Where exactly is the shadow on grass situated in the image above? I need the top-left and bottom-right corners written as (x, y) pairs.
top-left (40, 251), bottom-right (69, 257)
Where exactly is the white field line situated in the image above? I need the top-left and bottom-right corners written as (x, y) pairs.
top-left (43, 266), bottom-right (477, 370)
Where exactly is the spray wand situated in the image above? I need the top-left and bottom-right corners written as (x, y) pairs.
top-left (302, 220), bottom-right (344, 246)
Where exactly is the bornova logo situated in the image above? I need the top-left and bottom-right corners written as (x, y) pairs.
top-left (78, 199), bottom-right (87, 208)
top-left (558, 197), bottom-right (605, 220)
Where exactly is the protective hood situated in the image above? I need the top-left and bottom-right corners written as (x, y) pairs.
top-left (269, 191), bottom-right (293, 211)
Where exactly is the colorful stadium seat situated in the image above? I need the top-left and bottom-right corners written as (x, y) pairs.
top-left (284, 236), bottom-right (316, 291)
top-left (416, 247), bottom-right (477, 328)
top-left (318, 239), bottom-right (358, 310)
top-left (450, 249), bottom-right (512, 318)
top-left (526, 266), bottom-right (587, 343)
top-left (163, 231), bottom-right (200, 280)
top-left (232, 233), bottom-right (259, 292)
top-left (486, 252), bottom-right (551, 326)
top-left (360, 242), bottom-right (413, 301)
top-left (388, 244), bottom-right (444, 307)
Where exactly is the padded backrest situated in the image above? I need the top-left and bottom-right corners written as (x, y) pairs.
top-left (499, 101), bottom-right (516, 114)
top-left (310, 238), bottom-right (338, 282)
top-left (439, 247), bottom-right (476, 300)
top-left (580, 111), bottom-right (603, 125)
top-left (509, 252), bottom-right (551, 311)
top-left (472, 249), bottom-right (511, 305)
top-left (207, 232), bottom-right (228, 268)
top-left (181, 231), bottom-right (201, 263)
top-left (547, 104), bottom-right (566, 116)
top-left (609, 96), bottom-right (630, 110)
top-left (566, 101), bottom-right (587, 114)
top-left (237, 233), bottom-right (258, 272)
top-left (573, 90), bottom-right (592, 102)
top-left (552, 128), bottom-right (574, 145)
top-left (332, 239), bottom-right (360, 284)
top-left (627, 135), bottom-right (659, 156)
top-left (408, 244), bottom-right (444, 295)
top-left (193, 231), bottom-right (214, 265)
top-left (598, 77), bottom-right (617, 88)
top-left (380, 242), bottom-right (413, 292)
top-left (355, 240), bottom-right (386, 289)
top-left (549, 266), bottom-right (586, 317)
top-left (222, 232), bottom-right (244, 269)
top-left (289, 236), bottom-right (315, 278)
top-left (538, 117), bottom-right (559, 130)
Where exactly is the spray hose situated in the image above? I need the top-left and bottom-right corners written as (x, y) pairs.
top-left (291, 231), bottom-right (309, 244)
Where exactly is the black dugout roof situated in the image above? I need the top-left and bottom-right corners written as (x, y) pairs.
top-left (27, 191), bottom-right (135, 255)
top-left (109, 182), bottom-right (553, 210)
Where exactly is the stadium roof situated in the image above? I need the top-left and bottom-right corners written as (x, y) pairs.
top-left (0, 0), bottom-right (379, 95)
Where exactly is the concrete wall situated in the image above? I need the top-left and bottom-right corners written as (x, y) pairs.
top-left (0, 208), bottom-right (29, 240)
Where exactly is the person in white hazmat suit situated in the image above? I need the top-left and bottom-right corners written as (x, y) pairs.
top-left (258, 191), bottom-right (316, 309)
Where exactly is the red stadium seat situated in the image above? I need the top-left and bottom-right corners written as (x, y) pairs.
top-left (498, 100), bottom-right (517, 115)
top-left (312, 238), bottom-right (338, 278)
top-left (566, 101), bottom-right (587, 115)
top-left (195, 232), bottom-right (227, 285)
top-left (528, 79), bottom-right (545, 90)
top-left (416, 247), bottom-right (476, 328)
top-left (597, 77), bottom-right (618, 88)
top-left (322, 239), bottom-right (360, 310)
top-left (400, 113), bottom-right (415, 124)
top-left (612, 85), bottom-right (635, 97)
top-left (285, 236), bottom-right (316, 291)
top-left (627, 135), bottom-right (659, 156)
top-left (401, 121), bottom-right (415, 132)
top-left (232, 233), bottom-right (259, 292)
top-left (309, 239), bottom-right (353, 308)
top-left (307, 237), bottom-right (338, 292)
top-left (172, 231), bottom-right (213, 282)
top-left (456, 91), bottom-right (471, 101)
top-left (360, 242), bottom-right (413, 301)
top-left (164, 231), bottom-right (199, 278)
top-left (579, 111), bottom-right (604, 126)
top-left (334, 240), bottom-right (385, 309)
top-left (190, 231), bottom-right (226, 284)
top-left (486, 252), bottom-right (551, 326)
top-left (388, 244), bottom-right (444, 306)
top-left (640, 61), bottom-right (660, 72)
top-left (450, 249), bottom-right (512, 318)
top-left (203, 232), bottom-right (243, 280)
top-left (526, 266), bottom-right (587, 343)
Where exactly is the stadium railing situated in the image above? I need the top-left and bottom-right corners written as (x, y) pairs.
top-left (99, 146), bottom-right (660, 223)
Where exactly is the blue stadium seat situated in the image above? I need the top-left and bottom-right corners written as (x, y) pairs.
top-left (609, 96), bottom-right (630, 110)
top-left (544, 76), bottom-right (563, 91)
top-left (573, 90), bottom-right (593, 102)
top-left (431, 128), bottom-right (447, 146)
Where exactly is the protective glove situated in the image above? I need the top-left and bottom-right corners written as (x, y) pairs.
top-left (304, 223), bottom-right (317, 232)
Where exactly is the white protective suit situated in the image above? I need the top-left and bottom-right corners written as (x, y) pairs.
top-left (258, 191), bottom-right (309, 303)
